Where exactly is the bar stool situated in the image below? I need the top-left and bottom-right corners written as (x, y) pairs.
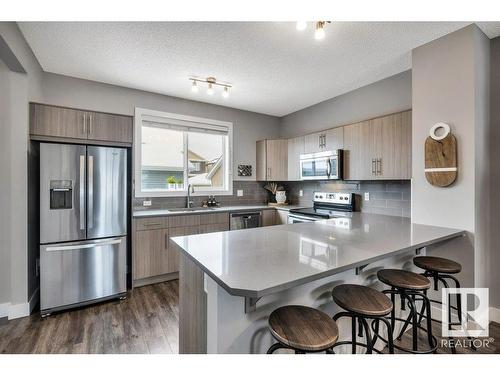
top-left (413, 256), bottom-right (469, 353)
top-left (377, 269), bottom-right (438, 354)
top-left (331, 284), bottom-right (395, 354)
top-left (266, 305), bottom-right (339, 354)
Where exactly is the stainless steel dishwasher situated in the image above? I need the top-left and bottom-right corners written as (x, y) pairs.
top-left (230, 211), bottom-right (262, 230)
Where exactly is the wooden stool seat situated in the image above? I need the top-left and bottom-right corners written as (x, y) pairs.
top-left (377, 269), bottom-right (431, 290)
top-left (332, 284), bottom-right (393, 317)
top-left (268, 305), bottom-right (339, 352)
top-left (413, 256), bottom-right (462, 274)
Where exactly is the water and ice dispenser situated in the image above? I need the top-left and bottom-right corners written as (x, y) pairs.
top-left (49, 180), bottom-right (73, 209)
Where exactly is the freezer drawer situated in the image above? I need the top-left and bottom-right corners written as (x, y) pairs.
top-left (40, 236), bottom-right (126, 314)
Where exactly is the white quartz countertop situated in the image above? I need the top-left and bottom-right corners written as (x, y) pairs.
top-left (171, 213), bottom-right (465, 298)
top-left (133, 205), bottom-right (302, 218)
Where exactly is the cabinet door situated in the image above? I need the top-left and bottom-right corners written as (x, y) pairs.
top-left (266, 139), bottom-right (288, 181)
top-left (133, 228), bottom-right (169, 280)
top-left (168, 226), bottom-right (199, 272)
top-left (275, 210), bottom-right (289, 225)
top-left (256, 140), bottom-right (267, 181)
top-left (199, 223), bottom-right (229, 233)
top-left (30, 103), bottom-right (87, 139)
top-left (261, 209), bottom-right (276, 226)
top-left (324, 127), bottom-right (344, 150)
top-left (87, 111), bottom-right (133, 144)
top-left (304, 132), bottom-right (323, 154)
top-left (377, 111), bottom-right (412, 179)
top-left (287, 136), bottom-right (304, 181)
top-left (343, 121), bottom-right (373, 180)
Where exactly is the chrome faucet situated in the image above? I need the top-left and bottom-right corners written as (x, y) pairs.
top-left (187, 184), bottom-right (194, 208)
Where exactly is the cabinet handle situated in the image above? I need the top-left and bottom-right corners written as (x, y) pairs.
top-left (267, 167), bottom-right (271, 179)
top-left (143, 222), bottom-right (162, 226)
top-left (82, 114), bottom-right (87, 135)
top-left (88, 114), bottom-right (92, 135)
top-left (165, 233), bottom-right (168, 250)
top-left (322, 134), bottom-right (326, 148)
top-left (377, 158), bottom-right (382, 175)
top-left (371, 159), bottom-right (376, 175)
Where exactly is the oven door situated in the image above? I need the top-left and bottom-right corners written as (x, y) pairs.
top-left (300, 156), bottom-right (331, 180)
top-left (288, 213), bottom-right (318, 224)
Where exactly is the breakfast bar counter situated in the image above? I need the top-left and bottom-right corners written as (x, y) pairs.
top-left (171, 213), bottom-right (465, 353)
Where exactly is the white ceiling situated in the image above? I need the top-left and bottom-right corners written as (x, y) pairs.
top-left (18, 22), bottom-right (500, 117)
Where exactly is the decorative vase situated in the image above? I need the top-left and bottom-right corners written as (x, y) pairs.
top-left (275, 191), bottom-right (286, 204)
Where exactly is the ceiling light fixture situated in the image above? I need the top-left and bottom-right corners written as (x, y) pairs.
top-left (189, 76), bottom-right (232, 98)
top-left (296, 21), bottom-right (307, 31)
top-left (314, 21), bottom-right (326, 40)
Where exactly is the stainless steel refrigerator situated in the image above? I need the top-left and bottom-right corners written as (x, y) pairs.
top-left (39, 143), bottom-right (127, 316)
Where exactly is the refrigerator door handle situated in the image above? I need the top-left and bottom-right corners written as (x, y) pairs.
top-left (88, 155), bottom-right (94, 229)
top-left (79, 155), bottom-right (86, 230)
top-left (45, 238), bottom-right (122, 252)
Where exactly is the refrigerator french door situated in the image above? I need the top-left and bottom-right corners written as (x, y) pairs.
top-left (40, 143), bottom-right (127, 316)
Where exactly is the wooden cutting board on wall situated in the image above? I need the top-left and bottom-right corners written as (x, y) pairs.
top-left (424, 133), bottom-right (457, 187)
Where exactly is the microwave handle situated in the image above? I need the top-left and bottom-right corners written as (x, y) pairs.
top-left (326, 158), bottom-right (332, 178)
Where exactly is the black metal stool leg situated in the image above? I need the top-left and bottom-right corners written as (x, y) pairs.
top-left (379, 316), bottom-right (395, 354)
top-left (267, 342), bottom-right (285, 354)
top-left (351, 316), bottom-right (357, 354)
top-left (359, 317), bottom-right (373, 354)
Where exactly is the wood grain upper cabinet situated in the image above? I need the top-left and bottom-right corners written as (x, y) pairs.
top-left (29, 103), bottom-right (133, 145)
top-left (287, 136), bottom-right (305, 181)
top-left (343, 110), bottom-right (412, 180)
top-left (30, 103), bottom-right (88, 139)
top-left (86, 111), bottom-right (133, 143)
top-left (256, 139), bottom-right (288, 181)
top-left (304, 127), bottom-right (343, 154)
top-left (343, 120), bottom-right (373, 180)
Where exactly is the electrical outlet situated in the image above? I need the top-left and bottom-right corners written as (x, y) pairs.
top-left (237, 190), bottom-right (243, 197)
top-left (364, 192), bottom-right (370, 201)
top-left (299, 190), bottom-right (303, 197)
top-left (143, 200), bottom-right (152, 207)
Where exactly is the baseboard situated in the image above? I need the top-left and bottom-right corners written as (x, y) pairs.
top-left (0, 303), bottom-right (10, 318)
top-left (490, 306), bottom-right (500, 323)
top-left (133, 272), bottom-right (179, 288)
top-left (7, 302), bottom-right (29, 320)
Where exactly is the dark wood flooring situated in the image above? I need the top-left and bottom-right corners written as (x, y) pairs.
top-left (0, 280), bottom-right (498, 354)
top-left (0, 281), bottom-right (179, 354)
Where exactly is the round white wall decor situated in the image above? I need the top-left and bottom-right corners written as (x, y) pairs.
top-left (429, 122), bottom-right (451, 141)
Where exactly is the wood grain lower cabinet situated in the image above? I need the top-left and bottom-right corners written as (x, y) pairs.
top-left (275, 209), bottom-right (289, 225)
top-left (133, 228), bottom-right (170, 280)
top-left (261, 209), bottom-right (276, 226)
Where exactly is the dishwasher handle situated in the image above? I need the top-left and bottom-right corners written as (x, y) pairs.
top-left (230, 211), bottom-right (262, 218)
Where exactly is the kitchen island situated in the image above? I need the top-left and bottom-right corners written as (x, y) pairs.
top-left (171, 213), bottom-right (465, 354)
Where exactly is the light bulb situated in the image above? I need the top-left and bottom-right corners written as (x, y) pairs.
top-left (296, 21), bottom-right (307, 31)
top-left (207, 83), bottom-right (214, 95)
top-left (191, 80), bottom-right (199, 93)
top-left (222, 86), bottom-right (229, 98)
top-left (315, 22), bottom-right (325, 40)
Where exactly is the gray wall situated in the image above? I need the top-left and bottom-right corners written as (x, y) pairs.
top-left (489, 36), bottom-right (500, 309)
top-left (0, 22), bottom-right (43, 314)
top-left (279, 70), bottom-right (412, 138)
top-left (40, 72), bottom-right (281, 182)
top-left (411, 24), bottom-right (490, 292)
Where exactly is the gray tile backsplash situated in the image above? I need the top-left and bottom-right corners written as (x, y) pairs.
top-left (133, 179), bottom-right (411, 218)
top-left (283, 180), bottom-right (411, 218)
top-left (133, 181), bottom-right (270, 211)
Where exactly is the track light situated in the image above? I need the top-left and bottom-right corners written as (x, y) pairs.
top-left (189, 76), bottom-right (232, 98)
top-left (296, 21), bottom-right (307, 31)
top-left (315, 22), bottom-right (326, 40)
top-left (206, 83), bottom-right (214, 95)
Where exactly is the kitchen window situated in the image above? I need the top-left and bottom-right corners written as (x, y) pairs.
top-left (134, 107), bottom-right (233, 197)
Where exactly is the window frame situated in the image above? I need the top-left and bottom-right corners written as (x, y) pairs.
top-left (134, 107), bottom-right (233, 198)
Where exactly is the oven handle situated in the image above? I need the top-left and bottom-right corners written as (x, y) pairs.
top-left (288, 214), bottom-right (318, 222)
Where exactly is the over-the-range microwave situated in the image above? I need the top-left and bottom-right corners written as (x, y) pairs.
top-left (299, 150), bottom-right (343, 180)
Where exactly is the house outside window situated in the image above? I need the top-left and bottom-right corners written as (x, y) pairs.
top-left (134, 108), bottom-right (233, 197)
